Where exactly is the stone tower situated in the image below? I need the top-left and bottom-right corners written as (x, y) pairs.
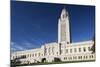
top-left (58, 7), bottom-right (70, 44)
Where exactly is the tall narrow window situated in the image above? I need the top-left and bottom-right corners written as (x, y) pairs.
top-left (33, 54), bottom-right (34, 57)
top-left (49, 47), bottom-right (50, 55)
top-left (70, 49), bottom-right (72, 53)
top-left (83, 47), bottom-right (86, 52)
top-left (79, 48), bottom-right (81, 52)
top-left (35, 53), bottom-right (37, 57)
top-left (88, 47), bottom-right (91, 51)
top-left (30, 54), bottom-right (31, 57)
top-left (74, 48), bottom-right (77, 52)
top-left (39, 53), bottom-right (40, 56)
top-left (66, 49), bottom-right (68, 53)
top-left (61, 50), bottom-right (63, 54)
top-left (57, 52), bottom-right (58, 55)
top-left (52, 47), bottom-right (54, 55)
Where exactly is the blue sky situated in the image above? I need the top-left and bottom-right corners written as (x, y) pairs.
top-left (11, 1), bottom-right (95, 52)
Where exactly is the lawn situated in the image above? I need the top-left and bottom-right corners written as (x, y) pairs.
top-left (15, 60), bottom-right (95, 66)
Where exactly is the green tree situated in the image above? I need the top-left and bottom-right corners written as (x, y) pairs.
top-left (91, 36), bottom-right (95, 53)
top-left (11, 57), bottom-right (21, 67)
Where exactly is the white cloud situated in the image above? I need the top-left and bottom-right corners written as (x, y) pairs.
top-left (21, 41), bottom-right (36, 49)
top-left (11, 42), bottom-right (25, 52)
top-left (10, 41), bottom-right (36, 52)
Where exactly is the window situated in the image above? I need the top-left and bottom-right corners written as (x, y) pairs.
top-left (84, 56), bottom-right (88, 59)
top-left (16, 56), bottom-right (17, 58)
top-left (88, 47), bottom-right (91, 51)
top-left (86, 56), bottom-right (88, 59)
top-left (79, 48), bottom-right (81, 52)
top-left (49, 48), bottom-right (50, 55)
top-left (13, 56), bottom-right (14, 59)
top-left (41, 54), bottom-right (43, 56)
top-left (21, 55), bottom-right (26, 58)
top-left (27, 54), bottom-right (29, 57)
top-left (33, 54), bottom-right (34, 57)
top-left (74, 48), bottom-right (77, 52)
top-left (66, 57), bottom-right (67, 60)
top-left (83, 47), bottom-right (86, 52)
top-left (70, 49), bottom-right (72, 53)
top-left (61, 50), bottom-right (63, 54)
top-left (80, 56), bottom-right (82, 59)
top-left (78, 56), bottom-right (82, 59)
top-left (66, 49), bottom-right (68, 53)
top-left (35, 53), bottom-right (37, 57)
top-left (57, 52), bottom-right (58, 55)
top-left (84, 56), bottom-right (86, 59)
top-left (89, 55), bottom-right (91, 58)
top-left (91, 55), bottom-right (94, 58)
top-left (73, 56), bottom-right (77, 59)
top-left (64, 57), bottom-right (67, 60)
top-left (63, 15), bottom-right (65, 18)
top-left (44, 47), bottom-right (47, 56)
top-left (78, 56), bottom-right (81, 59)
top-left (30, 54), bottom-right (31, 57)
top-left (52, 47), bottom-right (54, 55)
top-left (38, 53), bottom-right (40, 56)
top-left (64, 57), bottom-right (66, 60)
top-left (67, 42), bottom-right (69, 44)
top-left (69, 57), bottom-right (72, 60)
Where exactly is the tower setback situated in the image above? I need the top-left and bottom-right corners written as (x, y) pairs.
top-left (58, 8), bottom-right (70, 44)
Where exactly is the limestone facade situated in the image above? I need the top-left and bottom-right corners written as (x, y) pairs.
top-left (11, 7), bottom-right (95, 64)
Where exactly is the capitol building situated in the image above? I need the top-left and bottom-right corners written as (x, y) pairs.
top-left (11, 7), bottom-right (95, 65)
